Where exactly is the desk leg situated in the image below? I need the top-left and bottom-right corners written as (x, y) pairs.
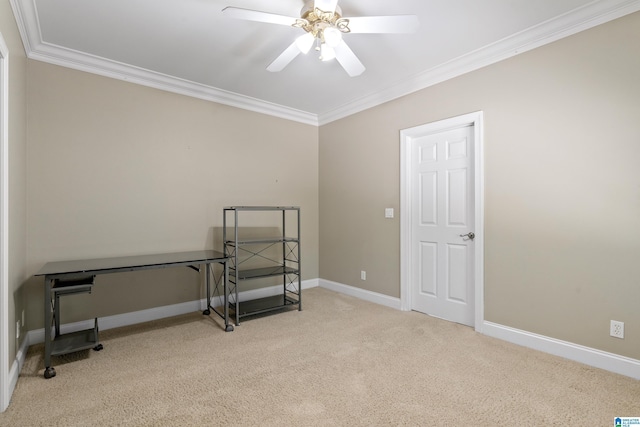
top-left (202, 261), bottom-right (233, 332)
top-left (223, 260), bottom-right (233, 332)
top-left (203, 263), bottom-right (212, 316)
top-left (44, 276), bottom-right (56, 379)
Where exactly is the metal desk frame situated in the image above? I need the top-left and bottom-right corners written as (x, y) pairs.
top-left (35, 250), bottom-right (231, 379)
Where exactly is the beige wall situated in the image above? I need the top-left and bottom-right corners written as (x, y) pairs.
top-left (1, 0), bottom-right (28, 373)
top-left (25, 61), bottom-right (319, 329)
top-left (319, 12), bottom-right (640, 359)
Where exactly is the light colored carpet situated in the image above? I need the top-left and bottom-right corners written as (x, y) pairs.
top-left (1, 287), bottom-right (639, 426)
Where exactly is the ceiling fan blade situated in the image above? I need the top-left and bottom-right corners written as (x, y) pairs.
top-left (314, 0), bottom-right (339, 14)
top-left (334, 40), bottom-right (365, 77)
top-left (345, 15), bottom-right (420, 33)
top-left (267, 41), bottom-right (302, 72)
top-left (222, 7), bottom-right (298, 27)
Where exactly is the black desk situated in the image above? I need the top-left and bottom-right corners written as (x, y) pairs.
top-left (35, 250), bottom-right (231, 379)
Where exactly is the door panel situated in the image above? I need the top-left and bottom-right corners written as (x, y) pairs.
top-left (420, 172), bottom-right (437, 225)
top-left (411, 125), bottom-right (475, 326)
top-left (419, 242), bottom-right (437, 296)
top-left (447, 168), bottom-right (467, 226)
top-left (447, 243), bottom-right (468, 302)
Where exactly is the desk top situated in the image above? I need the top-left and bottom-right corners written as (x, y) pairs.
top-left (36, 250), bottom-right (227, 277)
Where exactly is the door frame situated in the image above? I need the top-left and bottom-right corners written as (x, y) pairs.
top-left (0, 30), bottom-right (9, 412)
top-left (400, 111), bottom-right (484, 332)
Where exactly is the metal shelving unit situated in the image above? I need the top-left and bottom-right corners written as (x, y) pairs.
top-left (223, 206), bottom-right (301, 325)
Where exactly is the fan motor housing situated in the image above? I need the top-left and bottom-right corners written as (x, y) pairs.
top-left (300, 1), bottom-right (342, 23)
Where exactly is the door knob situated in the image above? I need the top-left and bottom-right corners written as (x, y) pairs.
top-left (460, 232), bottom-right (475, 240)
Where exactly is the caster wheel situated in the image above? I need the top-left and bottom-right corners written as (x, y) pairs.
top-left (44, 367), bottom-right (56, 379)
top-left (203, 309), bottom-right (211, 315)
top-left (225, 325), bottom-right (235, 332)
top-left (94, 344), bottom-right (104, 351)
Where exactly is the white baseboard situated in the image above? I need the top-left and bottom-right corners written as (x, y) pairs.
top-left (7, 335), bottom-right (30, 408)
top-left (7, 278), bottom-right (315, 409)
top-left (301, 278), bottom-right (320, 290)
top-left (319, 278), bottom-right (640, 380)
top-left (318, 279), bottom-right (402, 310)
top-left (16, 278), bottom-right (638, 387)
top-left (26, 299), bottom-right (204, 346)
top-left (26, 278), bottom-right (319, 346)
top-left (483, 321), bottom-right (640, 380)
top-left (234, 278), bottom-right (318, 304)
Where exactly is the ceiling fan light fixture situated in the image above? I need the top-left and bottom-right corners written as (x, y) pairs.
top-left (295, 33), bottom-right (315, 54)
top-left (320, 43), bottom-right (336, 61)
top-left (223, 1), bottom-right (418, 76)
top-left (323, 26), bottom-right (342, 47)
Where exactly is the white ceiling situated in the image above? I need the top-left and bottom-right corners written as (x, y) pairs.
top-left (10, 0), bottom-right (640, 125)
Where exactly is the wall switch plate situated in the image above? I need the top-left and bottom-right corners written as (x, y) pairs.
top-left (610, 320), bottom-right (624, 339)
top-left (16, 321), bottom-right (20, 339)
top-left (385, 208), bottom-right (394, 218)
top-left (361, 270), bottom-right (366, 280)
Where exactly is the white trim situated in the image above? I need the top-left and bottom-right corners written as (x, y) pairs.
top-left (318, 279), bottom-right (401, 310)
top-left (27, 299), bottom-right (205, 345)
top-left (30, 44), bottom-right (318, 126)
top-left (27, 278), bottom-right (319, 345)
top-left (400, 111), bottom-right (485, 332)
top-left (12, 281), bottom-right (640, 391)
top-left (10, 0), bottom-right (640, 126)
top-left (318, 0), bottom-right (640, 124)
top-left (319, 279), bottom-right (640, 379)
top-left (8, 335), bottom-right (29, 403)
top-left (232, 278), bottom-right (318, 305)
top-left (483, 321), bottom-right (640, 380)
top-left (0, 30), bottom-right (10, 413)
top-left (8, 0), bottom-right (318, 127)
top-left (318, 279), bottom-right (640, 379)
top-left (11, 281), bottom-right (320, 400)
top-left (301, 278), bottom-right (320, 290)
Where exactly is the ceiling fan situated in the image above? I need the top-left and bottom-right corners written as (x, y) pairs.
top-left (222, 0), bottom-right (419, 77)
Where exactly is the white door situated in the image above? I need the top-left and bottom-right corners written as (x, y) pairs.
top-left (410, 125), bottom-right (475, 326)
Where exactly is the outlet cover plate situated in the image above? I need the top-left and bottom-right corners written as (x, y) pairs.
top-left (610, 320), bottom-right (624, 339)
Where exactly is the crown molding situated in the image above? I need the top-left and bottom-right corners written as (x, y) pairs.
top-left (9, 0), bottom-right (320, 126)
top-left (10, 0), bottom-right (640, 127)
top-left (317, 0), bottom-right (640, 125)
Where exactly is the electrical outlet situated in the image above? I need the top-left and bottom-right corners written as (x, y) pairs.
top-left (360, 270), bottom-right (366, 280)
top-left (610, 320), bottom-right (624, 339)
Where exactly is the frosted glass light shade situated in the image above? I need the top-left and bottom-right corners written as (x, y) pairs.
top-left (295, 33), bottom-right (315, 54)
top-left (323, 27), bottom-right (342, 47)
